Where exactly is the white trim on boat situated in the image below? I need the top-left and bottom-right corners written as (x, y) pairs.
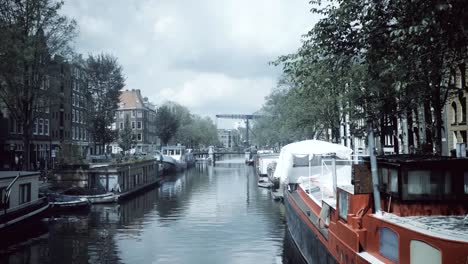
top-left (0, 203), bottom-right (49, 229)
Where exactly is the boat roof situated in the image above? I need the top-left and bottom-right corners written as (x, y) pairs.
top-left (375, 213), bottom-right (468, 243)
top-left (0, 171), bottom-right (40, 180)
top-left (374, 154), bottom-right (468, 166)
top-left (274, 140), bottom-right (353, 183)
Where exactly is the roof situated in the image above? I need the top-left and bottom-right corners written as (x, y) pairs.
top-left (119, 89), bottom-right (145, 109)
top-left (0, 171), bottom-right (40, 180)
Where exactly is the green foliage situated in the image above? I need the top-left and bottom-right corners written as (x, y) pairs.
top-left (264, 0), bottom-right (468, 154)
top-left (155, 104), bottom-right (180, 146)
top-left (85, 53), bottom-right (124, 152)
top-left (118, 114), bottom-right (135, 154)
top-left (57, 143), bottom-right (86, 167)
top-left (167, 101), bottom-right (220, 148)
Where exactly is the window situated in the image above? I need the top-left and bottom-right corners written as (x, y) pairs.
top-left (44, 119), bottom-right (49, 136)
top-left (72, 93), bottom-right (75, 106)
top-left (132, 121), bottom-right (135, 129)
top-left (453, 131), bottom-right (458, 149)
top-left (461, 131), bottom-right (467, 143)
top-left (137, 111), bottom-right (143, 117)
top-left (33, 119), bottom-right (38, 135)
top-left (462, 98), bottom-right (467, 123)
top-left (137, 121), bottom-right (142, 129)
top-left (402, 170), bottom-right (452, 199)
top-left (0, 187), bottom-right (9, 209)
top-left (38, 119), bottom-right (44, 135)
top-left (338, 191), bottom-right (349, 220)
top-left (464, 172), bottom-right (468, 194)
top-left (410, 240), bottom-right (441, 264)
top-left (132, 110), bottom-right (136, 117)
top-left (84, 130), bottom-right (87, 140)
top-left (380, 227), bottom-right (398, 262)
top-left (120, 111), bottom-right (124, 118)
top-left (72, 126), bottom-right (75, 139)
top-left (119, 122), bottom-right (124, 129)
top-left (137, 133), bottom-right (142, 141)
top-left (379, 167), bottom-right (398, 193)
top-left (452, 102), bottom-right (458, 124)
top-left (19, 183), bottom-right (31, 204)
top-left (72, 109), bottom-right (75, 123)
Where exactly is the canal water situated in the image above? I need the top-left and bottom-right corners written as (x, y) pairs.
top-left (0, 156), bottom-right (304, 264)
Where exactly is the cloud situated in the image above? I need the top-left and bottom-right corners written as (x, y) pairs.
top-left (154, 73), bottom-right (274, 116)
top-left (61, 0), bottom-right (319, 128)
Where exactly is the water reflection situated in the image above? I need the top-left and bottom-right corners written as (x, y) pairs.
top-left (0, 157), bottom-right (298, 264)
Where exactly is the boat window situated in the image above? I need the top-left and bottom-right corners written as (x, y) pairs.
top-left (379, 167), bottom-right (398, 193)
top-left (19, 183), bottom-right (31, 204)
top-left (338, 191), bottom-right (348, 220)
top-left (176, 149), bottom-right (181, 155)
top-left (389, 169), bottom-right (398, 193)
top-left (464, 172), bottom-right (468, 194)
top-left (402, 170), bottom-right (452, 200)
top-left (410, 240), bottom-right (441, 264)
top-left (0, 187), bottom-right (9, 209)
top-left (163, 150), bottom-right (167, 155)
top-left (380, 227), bottom-right (398, 262)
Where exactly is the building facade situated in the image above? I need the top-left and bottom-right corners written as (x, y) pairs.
top-left (218, 129), bottom-right (233, 149)
top-left (111, 89), bottom-right (159, 154)
top-left (446, 65), bottom-right (468, 155)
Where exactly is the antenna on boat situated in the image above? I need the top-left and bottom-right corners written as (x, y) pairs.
top-left (367, 122), bottom-right (381, 213)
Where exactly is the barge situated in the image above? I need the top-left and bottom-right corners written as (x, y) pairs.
top-left (276, 139), bottom-right (468, 264)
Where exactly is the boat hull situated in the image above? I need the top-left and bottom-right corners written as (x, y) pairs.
top-left (49, 198), bottom-right (91, 211)
top-left (284, 189), bottom-right (338, 264)
top-left (62, 193), bottom-right (117, 204)
top-left (0, 198), bottom-right (49, 230)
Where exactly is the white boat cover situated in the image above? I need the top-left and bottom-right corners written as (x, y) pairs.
top-left (273, 140), bottom-right (353, 184)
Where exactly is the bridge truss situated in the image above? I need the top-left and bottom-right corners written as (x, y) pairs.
top-left (215, 114), bottom-right (263, 147)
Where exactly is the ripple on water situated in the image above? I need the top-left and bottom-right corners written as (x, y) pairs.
top-left (1, 158), bottom-right (292, 264)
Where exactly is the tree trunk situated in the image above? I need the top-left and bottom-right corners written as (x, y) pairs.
top-left (407, 109), bottom-right (414, 151)
top-left (432, 85), bottom-right (443, 155)
top-left (423, 99), bottom-right (433, 153)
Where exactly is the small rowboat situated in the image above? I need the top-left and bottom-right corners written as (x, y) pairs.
top-left (48, 194), bottom-right (91, 211)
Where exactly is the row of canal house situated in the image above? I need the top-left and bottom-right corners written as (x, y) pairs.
top-left (337, 63), bottom-right (468, 156)
top-left (0, 55), bottom-right (162, 170)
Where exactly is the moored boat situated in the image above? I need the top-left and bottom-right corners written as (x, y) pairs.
top-left (256, 152), bottom-right (279, 177)
top-left (0, 171), bottom-right (49, 230)
top-left (61, 187), bottom-right (117, 204)
top-left (48, 194), bottom-right (91, 211)
top-left (162, 145), bottom-right (188, 171)
top-left (276, 139), bottom-right (468, 264)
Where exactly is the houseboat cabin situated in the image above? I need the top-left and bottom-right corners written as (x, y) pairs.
top-left (280, 140), bottom-right (468, 264)
top-left (0, 171), bottom-right (48, 229)
top-left (161, 145), bottom-right (187, 170)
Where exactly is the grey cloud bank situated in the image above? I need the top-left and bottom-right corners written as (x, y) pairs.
top-left (61, 0), bottom-right (318, 128)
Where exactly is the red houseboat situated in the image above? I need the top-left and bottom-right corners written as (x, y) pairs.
top-left (275, 140), bottom-right (468, 264)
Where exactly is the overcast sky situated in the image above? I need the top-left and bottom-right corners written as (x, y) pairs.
top-left (62, 0), bottom-right (319, 128)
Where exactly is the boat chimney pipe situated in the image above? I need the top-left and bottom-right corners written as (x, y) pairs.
top-left (367, 122), bottom-right (381, 213)
top-left (331, 153), bottom-right (337, 196)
